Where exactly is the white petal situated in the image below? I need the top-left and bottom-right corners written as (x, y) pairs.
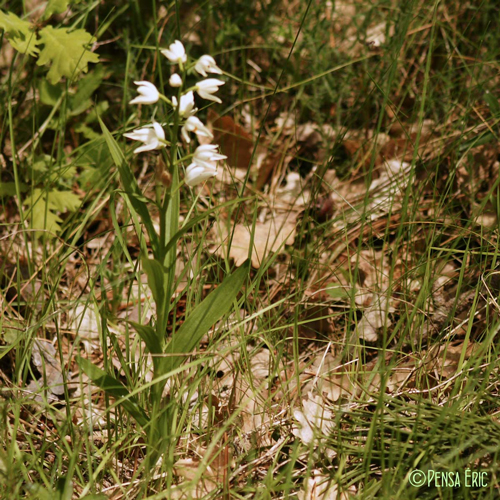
top-left (181, 125), bottom-right (191, 143)
top-left (152, 122), bottom-right (165, 141)
top-left (197, 90), bottom-right (222, 104)
top-left (185, 164), bottom-right (217, 186)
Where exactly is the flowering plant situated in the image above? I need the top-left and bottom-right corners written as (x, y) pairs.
top-left (78, 40), bottom-right (249, 466)
top-left (125, 40), bottom-right (227, 187)
top-left (125, 40), bottom-right (227, 186)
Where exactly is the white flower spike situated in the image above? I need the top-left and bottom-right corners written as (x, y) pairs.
top-left (185, 144), bottom-right (227, 187)
top-left (195, 78), bottom-right (225, 104)
top-left (194, 55), bottom-right (223, 77)
top-left (169, 73), bottom-right (182, 87)
top-left (130, 81), bottom-right (159, 105)
top-left (181, 116), bottom-right (213, 143)
top-left (172, 91), bottom-right (197, 117)
top-left (124, 122), bottom-right (166, 154)
top-left (161, 40), bottom-right (187, 64)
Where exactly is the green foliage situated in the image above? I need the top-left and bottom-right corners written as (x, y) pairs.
top-left (69, 64), bottom-right (105, 115)
top-left (77, 357), bottom-right (149, 428)
top-left (163, 261), bottom-right (250, 373)
top-left (43, 0), bottom-right (71, 20)
top-left (0, 9), bottom-right (99, 83)
top-left (80, 260), bottom-right (249, 452)
top-left (39, 80), bottom-right (63, 106)
top-left (37, 26), bottom-right (99, 84)
top-left (0, 10), bottom-right (39, 56)
top-left (0, 182), bottom-right (27, 197)
top-left (73, 136), bottom-right (112, 187)
top-left (99, 117), bottom-right (159, 255)
top-left (142, 258), bottom-right (169, 316)
top-left (24, 188), bottom-right (80, 237)
top-left (28, 155), bottom-right (76, 184)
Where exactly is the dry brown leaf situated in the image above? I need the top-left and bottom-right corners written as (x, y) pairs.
top-left (29, 339), bottom-right (67, 399)
top-left (355, 293), bottom-right (394, 342)
top-left (299, 304), bottom-right (335, 340)
top-left (172, 456), bottom-right (222, 498)
top-left (208, 110), bottom-right (254, 170)
top-left (428, 342), bottom-right (475, 379)
top-left (292, 393), bottom-right (334, 446)
top-left (298, 470), bottom-right (357, 500)
top-left (213, 213), bottom-right (297, 268)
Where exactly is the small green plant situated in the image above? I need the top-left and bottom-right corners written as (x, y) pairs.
top-left (0, 8), bottom-right (99, 84)
top-left (77, 40), bottom-right (249, 465)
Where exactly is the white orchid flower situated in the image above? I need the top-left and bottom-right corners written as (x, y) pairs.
top-left (130, 81), bottom-right (159, 105)
top-left (124, 122), bottom-right (166, 154)
top-left (195, 78), bottom-right (225, 103)
top-left (185, 162), bottom-right (217, 187)
top-left (169, 73), bottom-right (182, 87)
top-left (172, 91), bottom-right (197, 117)
top-left (194, 55), bottom-right (223, 77)
top-left (161, 40), bottom-right (187, 64)
top-left (185, 144), bottom-right (227, 186)
top-left (181, 116), bottom-right (213, 143)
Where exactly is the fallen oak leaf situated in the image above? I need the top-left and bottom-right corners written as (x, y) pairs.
top-left (208, 109), bottom-right (254, 170)
top-left (213, 213), bottom-right (297, 268)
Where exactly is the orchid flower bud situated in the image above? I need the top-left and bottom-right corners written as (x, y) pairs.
top-left (169, 73), bottom-right (182, 87)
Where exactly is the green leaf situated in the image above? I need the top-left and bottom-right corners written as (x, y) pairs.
top-left (24, 188), bottom-right (80, 237)
top-left (46, 190), bottom-right (81, 212)
top-left (26, 189), bottom-right (63, 236)
top-left (142, 257), bottom-right (168, 313)
top-left (77, 357), bottom-right (149, 428)
top-left (325, 285), bottom-right (352, 300)
top-left (43, 0), bottom-right (70, 20)
top-left (128, 321), bottom-right (162, 355)
top-left (0, 318), bottom-right (23, 344)
top-left (55, 475), bottom-right (73, 500)
top-left (483, 89), bottom-right (500, 117)
top-left (0, 10), bottom-right (39, 56)
top-left (163, 260), bottom-right (250, 373)
top-left (99, 117), bottom-right (159, 255)
top-left (37, 25), bottom-right (99, 84)
top-left (128, 321), bottom-right (165, 375)
top-left (73, 137), bottom-right (111, 168)
top-left (164, 166), bottom-right (180, 302)
top-left (70, 64), bottom-right (104, 116)
top-left (74, 123), bottom-right (101, 140)
top-left (39, 79), bottom-right (63, 106)
top-left (85, 100), bottom-right (109, 123)
top-left (0, 181), bottom-right (26, 197)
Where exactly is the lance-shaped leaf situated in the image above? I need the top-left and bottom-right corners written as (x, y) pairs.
top-left (99, 117), bottom-right (159, 256)
top-left (77, 357), bottom-right (149, 428)
top-left (127, 321), bottom-right (165, 375)
top-left (129, 321), bottom-right (162, 355)
top-left (142, 257), bottom-right (168, 311)
top-left (163, 260), bottom-right (250, 373)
